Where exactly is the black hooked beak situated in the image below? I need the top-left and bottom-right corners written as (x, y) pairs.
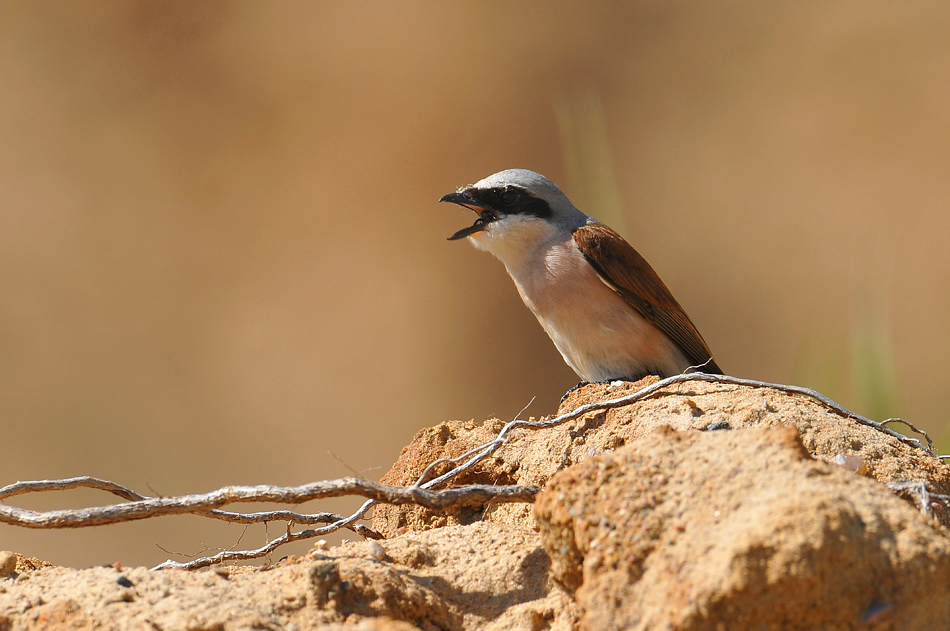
top-left (439, 190), bottom-right (496, 241)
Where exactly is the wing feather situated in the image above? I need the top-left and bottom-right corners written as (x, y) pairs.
top-left (573, 223), bottom-right (722, 374)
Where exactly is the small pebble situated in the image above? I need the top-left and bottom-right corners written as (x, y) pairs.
top-left (835, 453), bottom-right (868, 475)
top-left (0, 551), bottom-right (17, 578)
top-left (367, 541), bottom-right (386, 560)
top-left (116, 575), bottom-right (134, 588)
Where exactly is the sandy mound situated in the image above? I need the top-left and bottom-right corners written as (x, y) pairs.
top-left (0, 523), bottom-right (575, 631)
top-left (2, 378), bottom-right (949, 630)
top-left (536, 425), bottom-right (950, 630)
top-left (374, 378), bottom-right (949, 535)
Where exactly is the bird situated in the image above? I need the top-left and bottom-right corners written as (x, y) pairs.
top-left (440, 168), bottom-right (721, 385)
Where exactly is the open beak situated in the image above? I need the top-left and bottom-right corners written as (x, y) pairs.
top-left (440, 190), bottom-right (490, 241)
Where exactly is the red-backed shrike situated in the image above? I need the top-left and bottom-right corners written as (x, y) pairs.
top-left (441, 169), bottom-right (721, 383)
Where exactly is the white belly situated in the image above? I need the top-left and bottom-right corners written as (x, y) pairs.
top-left (504, 239), bottom-right (690, 382)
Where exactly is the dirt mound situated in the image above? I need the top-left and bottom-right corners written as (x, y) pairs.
top-left (374, 378), bottom-right (949, 536)
top-left (0, 522), bottom-right (575, 631)
top-left (2, 378), bottom-right (949, 630)
top-left (536, 425), bottom-right (950, 630)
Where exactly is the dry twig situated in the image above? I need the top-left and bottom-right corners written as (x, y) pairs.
top-left (886, 480), bottom-right (950, 519)
top-left (0, 372), bottom-right (935, 570)
top-left (0, 478), bottom-right (536, 528)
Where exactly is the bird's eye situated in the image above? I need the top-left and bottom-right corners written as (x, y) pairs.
top-left (499, 190), bottom-right (520, 206)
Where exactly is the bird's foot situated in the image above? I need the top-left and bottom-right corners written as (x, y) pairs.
top-left (560, 379), bottom-right (631, 404)
top-left (559, 381), bottom-right (591, 405)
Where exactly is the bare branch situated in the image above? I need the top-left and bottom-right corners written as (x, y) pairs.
top-left (887, 480), bottom-right (950, 519)
top-left (0, 479), bottom-right (538, 529)
top-left (0, 476), bottom-right (146, 502)
top-left (152, 499), bottom-right (381, 570)
top-left (542, 373), bottom-right (935, 455)
top-left (203, 509), bottom-right (384, 540)
top-left (0, 475), bottom-right (385, 539)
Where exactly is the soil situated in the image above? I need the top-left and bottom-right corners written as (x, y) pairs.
top-left (2, 378), bottom-right (949, 630)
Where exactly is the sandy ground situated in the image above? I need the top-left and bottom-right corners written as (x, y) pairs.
top-left (3, 378), bottom-right (949, 630)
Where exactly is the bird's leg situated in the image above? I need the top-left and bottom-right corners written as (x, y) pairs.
top-left (560, 377), bottom-right (640, 405)
top-left (559, 381), bottom-right (591, 404)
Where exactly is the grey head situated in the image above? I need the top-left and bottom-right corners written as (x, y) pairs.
top-left (439, 169), bottom-right (589, 242)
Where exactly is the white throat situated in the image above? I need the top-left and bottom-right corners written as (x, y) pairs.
top-left (467, 215), bottom-right (565, 268)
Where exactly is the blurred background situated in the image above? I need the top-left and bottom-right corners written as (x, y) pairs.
top-left (2, 2), bottom-right (949, 568)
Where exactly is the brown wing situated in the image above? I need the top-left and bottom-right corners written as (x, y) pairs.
top-left (573, 223), bottom-right (722, 373)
